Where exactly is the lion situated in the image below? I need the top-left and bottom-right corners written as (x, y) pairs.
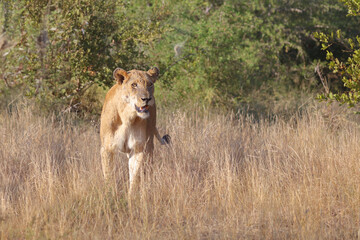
top-left (100, 67), bottom-right (170, 195)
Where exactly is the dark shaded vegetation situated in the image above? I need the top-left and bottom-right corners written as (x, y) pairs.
top-left (1, 0), bottom-right (359, 116)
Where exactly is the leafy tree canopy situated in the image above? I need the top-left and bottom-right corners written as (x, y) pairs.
top-left (1, 0), bottom-right (359, 115)
top-left (315, 0), bottom-right (360, 108)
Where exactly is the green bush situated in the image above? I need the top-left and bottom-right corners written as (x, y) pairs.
top-left (315, 0), bottom-right (360, 108)
top-left (146, 0), bottom-right (360, 112)
top-left (0, 0), bottom-right (165, 114)
top-left (2, 0), bottom-right (360, 116)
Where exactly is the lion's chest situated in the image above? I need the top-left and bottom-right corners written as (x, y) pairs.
top-left (113, 120), bottom-right (147, 153)
top-left (127, 124), bottom-right (147, 150)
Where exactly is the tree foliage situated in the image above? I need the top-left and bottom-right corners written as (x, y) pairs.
top-left (146, 0), bottom-right (360, 111)
top-left (315, 0), bottom-right (360, 107)
top-left (0, 0), bottom-right (165, 113)
top-left (1, 0), bottom-right (360, 114)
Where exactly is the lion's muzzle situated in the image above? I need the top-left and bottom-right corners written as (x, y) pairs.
top-left (135, 104), bottom-right (150, 113)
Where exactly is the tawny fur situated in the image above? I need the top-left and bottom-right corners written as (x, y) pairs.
top-left (100, 67), bottom-right (169, 195)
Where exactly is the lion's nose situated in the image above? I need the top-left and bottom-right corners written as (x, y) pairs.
top-left (141, 97), bottom-right (152, 103)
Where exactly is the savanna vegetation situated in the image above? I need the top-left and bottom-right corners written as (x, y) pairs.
top-left (1, 0), bottom-right (360, 239)
top-left (1, 103), bottom-right (360, 239)
top-left (2, 0), bottom-right (360, 114)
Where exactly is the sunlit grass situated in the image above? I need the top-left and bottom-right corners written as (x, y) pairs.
top-left (1, 103), bottom-right (359, 239)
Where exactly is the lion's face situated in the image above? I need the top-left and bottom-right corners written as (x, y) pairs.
top-left (113, 67), bottom-right (159, 119)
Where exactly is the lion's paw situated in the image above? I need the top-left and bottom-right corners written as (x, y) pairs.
top-left (161, 134), bottom-right (171, 145)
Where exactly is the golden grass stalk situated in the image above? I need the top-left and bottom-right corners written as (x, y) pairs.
top-left (0, 104), bottom-right (359, 239)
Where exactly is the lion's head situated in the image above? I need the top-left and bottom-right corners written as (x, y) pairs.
top-left (113, 67), bottom-right (159, 119)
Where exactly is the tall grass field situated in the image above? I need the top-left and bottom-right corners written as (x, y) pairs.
top-left (1, 103), bottom-right (360, 239)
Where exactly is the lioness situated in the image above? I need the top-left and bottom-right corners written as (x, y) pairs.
top-left (100, 67), bottom-right (169, 195)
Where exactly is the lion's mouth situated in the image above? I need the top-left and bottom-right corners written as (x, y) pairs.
top-left (135, 105), bottom-right (149, 113)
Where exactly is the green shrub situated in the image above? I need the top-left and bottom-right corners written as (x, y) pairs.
top-left (146, 0), bottom-right (359, 112)
top-left (2, 0), bottom-right (360, 116)
top-left (315, 0), bottom-right (360, 108)
top-left (0, 0), bottom-right (165, 114)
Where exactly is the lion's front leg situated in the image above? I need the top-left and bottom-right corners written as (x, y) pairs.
top-left (128, 150), bottom-right (144, 196)
top-left (100, 146), bottom-right (114, 181)
top-left (113, 124), bottom-right (129, 153)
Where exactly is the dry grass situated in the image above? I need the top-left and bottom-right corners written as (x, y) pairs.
top-left (1, 103), bottom-right (360, 239)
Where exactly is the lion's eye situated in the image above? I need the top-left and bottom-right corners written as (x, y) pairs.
top-left (131, 83), bottom-right (137, 88)
top-left (147, 82), bottom-right (153, 87)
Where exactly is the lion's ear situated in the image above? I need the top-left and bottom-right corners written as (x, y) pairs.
top-left (147, 67), bottom-right (160, 82)
top-left (113, 68), bottom-right (128, 84)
